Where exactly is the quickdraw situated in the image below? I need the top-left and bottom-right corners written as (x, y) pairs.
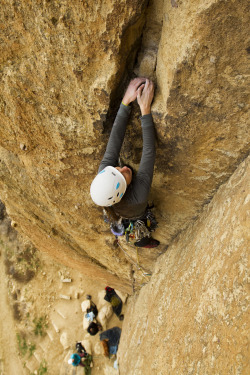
top-left (134, 220), bottom-right (151, 240)
top-left (103, 207), bottom-right (158, 243)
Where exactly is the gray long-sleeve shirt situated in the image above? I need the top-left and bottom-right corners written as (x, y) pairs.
top-left (98, 103), bottom-right (155, 219)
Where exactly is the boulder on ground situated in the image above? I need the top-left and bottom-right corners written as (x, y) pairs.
top-left (81, 299), bottom-right (91, 312)
top-left (98, 304), bottom-right (113, 330)
top-left (81, 339), bottom-right (92, 355)
top-left (94, 341), bottom-right (102, 356)
top-left (83, 315), bottom-right (90, 330)
top-left (60, 331), bottom-right (70, 350)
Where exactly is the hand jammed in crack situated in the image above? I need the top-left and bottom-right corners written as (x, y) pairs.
top-left (122, 77), bottom-right (154, 116)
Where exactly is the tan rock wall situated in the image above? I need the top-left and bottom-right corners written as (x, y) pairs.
top-left (118, 156), bottom-right (250, 374)
top-left (0, 0), bottom-right (249, 289)
top-left (0, 0), bottom-right (148, 292)
top-left (134, 0), bottom-right (250, 243)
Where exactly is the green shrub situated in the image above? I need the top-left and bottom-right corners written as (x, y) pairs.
top-left (17, 333), bottom-right (28, 356)
top-left (31, 360), bottom-right (48, 375)
top-left (33, 316), bottom-right (48, 337)
top-left (28, 343), bottom-right (36, 358)
top-left (16, 333), bottom-right (36, 358)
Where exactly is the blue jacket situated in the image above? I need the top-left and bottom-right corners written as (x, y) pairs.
top-left (70, 353), bottom-right (81, 366)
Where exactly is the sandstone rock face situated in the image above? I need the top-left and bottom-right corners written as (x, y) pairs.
top-left (135, 0), bottom-right (250, 244)
top-left (0, 0), bottom-right (249, 290)
top-left (0, 0), bottom-right (148, 292)
top-left (118, 156), bottom-right (250, 375)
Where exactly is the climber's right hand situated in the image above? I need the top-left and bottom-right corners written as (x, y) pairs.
top-left (137, 79), bottom-right (154, 116)
top-left (122, 77), bottom-right (146, 106)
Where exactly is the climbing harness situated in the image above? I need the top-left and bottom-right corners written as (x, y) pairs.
top-left (125, 221), bottom-right (134, 242)
top-left (103, 206), bottom-right (156, 288)
top-left (103, 206), bottom-right (158, 245)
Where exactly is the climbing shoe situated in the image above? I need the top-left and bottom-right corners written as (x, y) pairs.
top-left (134, 237), bottom-right (160, 248)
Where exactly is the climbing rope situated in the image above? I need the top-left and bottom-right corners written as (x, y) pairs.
top-left (135, 246), bottom-right (140, 266)
top-left (116, 239), bottom-right (151, 281)
top-left (116, 239), bottom-right (140, 270)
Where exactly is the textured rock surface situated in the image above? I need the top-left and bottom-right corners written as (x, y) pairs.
top-left (137, 0), bottom-right (250, 244)
top-left (0, 0), bottom-right (148, 292)
top-left (0, 0), bottom-right (249, 290)
top-left (118, 156), bottom-right (250, 375)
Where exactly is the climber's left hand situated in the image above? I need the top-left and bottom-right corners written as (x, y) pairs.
top-left (122, 77), bottom-right (146, 106)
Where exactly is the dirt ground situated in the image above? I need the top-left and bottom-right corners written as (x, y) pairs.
top-left (0, 254), bottom-right (25, 375)
top-left (0, 208), bottom-right (126, 375)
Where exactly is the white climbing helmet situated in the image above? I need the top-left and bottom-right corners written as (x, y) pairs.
top-left (90, 166), bottom-right (127, 206)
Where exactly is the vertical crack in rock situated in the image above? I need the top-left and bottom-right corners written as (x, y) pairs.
top-left (0, 0), bottom-right (152, 291)
top-left (133, 0), bottom-right (250, 247)
top-left (133, 0), bottom-right (164, 81)
top-left (101, 1), bottom-right (151, 135)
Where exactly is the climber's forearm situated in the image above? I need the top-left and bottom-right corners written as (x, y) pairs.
top-left (98, 103), bottom-right (131, 172)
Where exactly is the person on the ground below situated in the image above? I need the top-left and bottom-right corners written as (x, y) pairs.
top-left (68, 344), bottom-right (93, 372)
top-left (68, 353), bottom-right (86, 367)
top-left (104, 286), bottom-right (124, 320)
top-left (100, 327), bottom-right (122, 357)
top-left (87, 321), bottom-right (102, 336)
top-left (84, 297), bottom-right (102, 336)
top-left (90, 77), bottom-right (159, 248)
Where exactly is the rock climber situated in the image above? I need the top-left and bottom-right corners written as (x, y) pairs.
top-left (90, 77), bottom-right (160, 248)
